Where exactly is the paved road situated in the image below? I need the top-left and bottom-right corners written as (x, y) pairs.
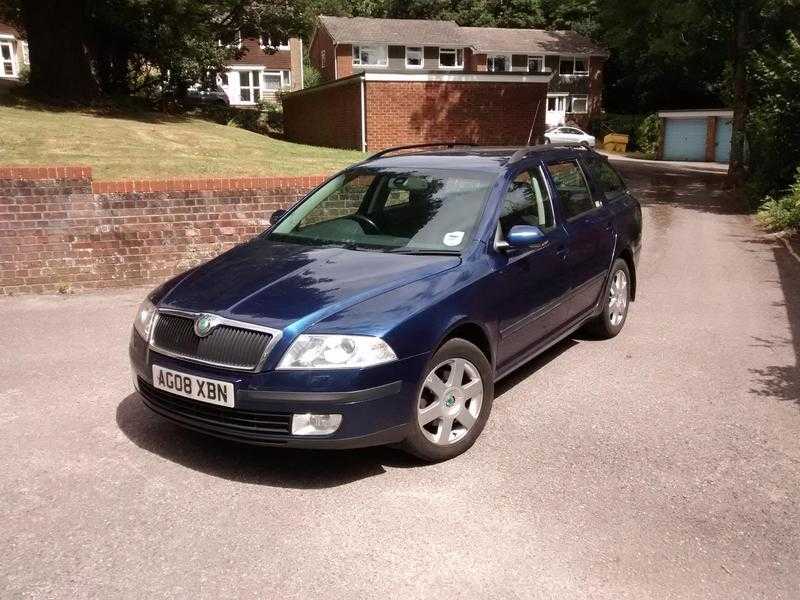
top-left (1, 159), bottom-right (799, 599)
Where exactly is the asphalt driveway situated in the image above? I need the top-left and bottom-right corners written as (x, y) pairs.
top-left (1, 159), bottom-right (799, 599)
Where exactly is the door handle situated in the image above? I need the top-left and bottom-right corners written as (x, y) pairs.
top-left (556, 245), bottom-right (569, 259)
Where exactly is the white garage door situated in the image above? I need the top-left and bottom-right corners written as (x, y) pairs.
top-left (663, 118), bottom-right (707, 161)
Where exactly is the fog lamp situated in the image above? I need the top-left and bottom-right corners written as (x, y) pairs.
top-left (291, 413), bottom-right (343, 436)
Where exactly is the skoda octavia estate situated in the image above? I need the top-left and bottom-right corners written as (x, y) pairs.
top-left (130, 143), bottom-right (642, 461)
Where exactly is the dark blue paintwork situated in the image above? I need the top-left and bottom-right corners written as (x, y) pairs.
top-left (130, 145), bottom-right (642, 448)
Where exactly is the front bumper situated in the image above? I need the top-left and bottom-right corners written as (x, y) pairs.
top-left (130, 330), bottom-right (428, 449)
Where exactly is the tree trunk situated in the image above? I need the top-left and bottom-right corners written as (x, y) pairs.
top-left (727, 2), bottom-right (749, 187)
top-left (22, 0), bottom-right (98, 102)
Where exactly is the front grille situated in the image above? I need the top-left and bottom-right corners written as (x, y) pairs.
top-left (151, 313), bottom-right (273, 370)
top-left (139, 379), bottom-right (292, 438)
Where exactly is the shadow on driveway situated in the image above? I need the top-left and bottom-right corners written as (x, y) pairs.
top-left (116, 393), bottom-right (422, 489)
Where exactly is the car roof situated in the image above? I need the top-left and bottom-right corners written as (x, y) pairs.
top-left (361, 145), bottom-right (589, 173)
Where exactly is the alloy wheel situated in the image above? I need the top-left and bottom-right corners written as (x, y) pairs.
top-left (417, 358), bottom-right (484, 446)
top-left (608, 269), bottom-right (629, 326)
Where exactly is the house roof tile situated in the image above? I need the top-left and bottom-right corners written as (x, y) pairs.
top-left (462, 26), bottom-right (607, 56)
top-left (317, 16), bottom-right (608, 57)
top-left (318, 16), bottom-right (469, 47)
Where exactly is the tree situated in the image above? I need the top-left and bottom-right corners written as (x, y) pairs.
top-left (0, 0), bottom-right (302, 102)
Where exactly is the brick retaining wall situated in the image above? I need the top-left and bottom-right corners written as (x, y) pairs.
top-left (0, 167), bottom-right (324, 294)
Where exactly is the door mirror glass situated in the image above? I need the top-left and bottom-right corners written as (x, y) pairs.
top-left (506, 224), bottom-right (545, 248)
top-left (270, 209), bottom-right (287, 225)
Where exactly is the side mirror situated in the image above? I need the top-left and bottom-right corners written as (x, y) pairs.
top-left (270, 209), bottom-right (287, 225)
top-left (496, 225), bottom-right (547, 250)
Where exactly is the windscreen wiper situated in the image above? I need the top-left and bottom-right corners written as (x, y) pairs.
top-left (387, 248), bottom-right (460, 256)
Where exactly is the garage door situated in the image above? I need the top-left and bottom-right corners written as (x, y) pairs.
top-left (663, 118), bottom-right (707, 161)
top-left (714, 118), bottom-right (732, 163)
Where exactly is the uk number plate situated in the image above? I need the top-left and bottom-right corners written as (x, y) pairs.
top-left (152, 365), bottom-right (235, 408)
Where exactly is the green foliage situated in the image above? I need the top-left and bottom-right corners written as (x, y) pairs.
top-left (635, 114), bottom-right (662, 156)
top-left (303, 62), bottom-right (323, 88)
top-left (748, 30), bottom-right (800, 204)
top-left (757, 168), bottom-right (800, 231)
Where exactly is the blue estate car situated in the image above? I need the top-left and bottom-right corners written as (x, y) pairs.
top-left (130, 143), bottom-right (642, 461)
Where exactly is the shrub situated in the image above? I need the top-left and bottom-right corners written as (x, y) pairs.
top-left (303, 62), bottom-right (323, 89)
top-left (758, 167), bottom-right (800, 231)
top-left (636, 114), bottom-right (662, 156)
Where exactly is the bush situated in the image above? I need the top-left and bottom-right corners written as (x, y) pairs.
top-left (758, 167), bottom-right (800, 231)
top-left (259, 99), bottom-right (283, 132)
top-left (303, 63), bottom-right (323, 89)
top-left (635, 114), bottom-right (662, 157)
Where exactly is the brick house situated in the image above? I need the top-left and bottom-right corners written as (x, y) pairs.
top-left (284, 16), bottom-right (606, 151)
top-left (216, 33), bottom-right (303, 106)
top-left (0, 21), bottom-right (29, 82)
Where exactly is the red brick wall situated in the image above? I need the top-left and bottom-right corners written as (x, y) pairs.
top-left (0, 167), bottom-right (323, 295)
top-left (335, 44), bottom-right (353, 79)
top-left (227, 37), bottom-right (292, 69)
top-left (283, 79), bottom-right (363, 150)
top-left (364, 80), bottom-right (548, 150)
top-left (309, 26), bottom-right (337, 82)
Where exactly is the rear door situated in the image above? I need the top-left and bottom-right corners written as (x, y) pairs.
top-left (545, 159), bottom-right (614, 319)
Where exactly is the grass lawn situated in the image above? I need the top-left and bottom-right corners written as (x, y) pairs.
top-left (0, 104), bottom-right (365, 180)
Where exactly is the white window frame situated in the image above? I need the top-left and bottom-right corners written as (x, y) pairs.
top-left (438, 47), bottom-right (464, 70)
top-left (527, 55), bottom-right (545, 73)
top-left (405, 46), bottom-right (424, 69)
top-left (0, 40), bottom-right (16, 78)
top-left (238, 69), bottom-right (262, 104)
top-left (487, 53), bottom-right (511, 72)
top-left (559, 55), bottom-right (589, 76)
top-left (547, 95), bottom-right (568, 112)
top-left (321, 49), bottom-right (327, 69)
top-left (259, 36), bottom-right (290, 51)
top-left (570, 95), bottom-right (589, 114)
top-left (352, 44), bottom-right (388, 68)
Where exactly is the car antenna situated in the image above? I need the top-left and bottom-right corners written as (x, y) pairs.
top-left (526, 98), bottom-right (542, 146)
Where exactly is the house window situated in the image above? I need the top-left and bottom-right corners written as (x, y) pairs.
top-left (352, 45), bottom-right (388, 67)
top-left (559, 56), bottom-right (589, 75)
top-left (0, 42), bottom-right (15, 77)
top-left (571, 95), bottom-right (588, 113)
top-left (527, 55), bottom-right (545, 72)
top-left (547, 96), bottom-right (567, 112)
top-left (487, 54), bottom-right (509, 72)
top-left (405, 46), bottom-right (423, 68)
top-left (218, 72), bottom-right (228, 86)
top-left (263, 72), bottom-right (282, 90)
top-left (321, 50), bottom-right (327, 68)
top-left (239, 70), bottom-right (261, 103)
top-left (438, 47), bottom-right (463, 69)
top-left (261, 35), bottom-right (289, 50)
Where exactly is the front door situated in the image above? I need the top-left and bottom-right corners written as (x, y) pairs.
top-left (0, 42), bottom-right (15, 77)
top-left (493, 164), bottom-right (571, 371)
top-left (545, 159), bottom-right (614, 318)
top-left (546, 95), bottom-right (567, 127)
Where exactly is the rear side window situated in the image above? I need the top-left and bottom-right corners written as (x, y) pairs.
top-left (546, 161), bottom-right (595, 219)
top-left (499, 168), bottom-right (555, 235)
top-left (585, 157), bottom-right (626, 201)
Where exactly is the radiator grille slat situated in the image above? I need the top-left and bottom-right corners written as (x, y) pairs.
top-left (151, 314), bottom-right (273, 370)
top-left (139, 379), bottom-right (291, 436)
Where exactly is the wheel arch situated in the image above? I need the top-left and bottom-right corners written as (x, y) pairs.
top-left (618, 246), bottom-right (637, 301)
top-left (438, 320), bottom-right (495, 370)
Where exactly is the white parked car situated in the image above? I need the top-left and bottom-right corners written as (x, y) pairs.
top-left (544, 126), bottom-right (596, 147)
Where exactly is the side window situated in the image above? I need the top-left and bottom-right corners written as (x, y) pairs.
top-left (546, 160), bottom-right (595, 220)
top-left (585, 157), bottom-right (626, 201)
top-left (499, 168), bottom-right (555, 235)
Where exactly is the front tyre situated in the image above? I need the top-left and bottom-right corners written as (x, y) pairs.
top-left (587, 258), bottom-right (631, 338)
top-left (402, 338), bottom-right (493, 462)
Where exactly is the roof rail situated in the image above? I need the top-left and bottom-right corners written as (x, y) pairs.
top-left (507, 141), bottom-right (599, 166)
top-left (366, 142), bottom-right (477, 161)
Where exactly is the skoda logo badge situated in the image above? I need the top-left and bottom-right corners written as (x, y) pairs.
top-left (194, 314), bottom-right (215, 337)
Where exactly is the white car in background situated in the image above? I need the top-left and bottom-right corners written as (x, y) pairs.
top-left (544, 126), bottom-right (596, 147)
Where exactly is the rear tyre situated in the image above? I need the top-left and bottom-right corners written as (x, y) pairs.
top-left (586, 258), bottom-right (631, 339)
top-left (402, 338), bottom-right (493, 462)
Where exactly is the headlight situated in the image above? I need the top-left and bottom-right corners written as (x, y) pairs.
top-left (277, 334), bottom-right (397, 370)
top-left (133, 298), bottom-right (156, 340)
